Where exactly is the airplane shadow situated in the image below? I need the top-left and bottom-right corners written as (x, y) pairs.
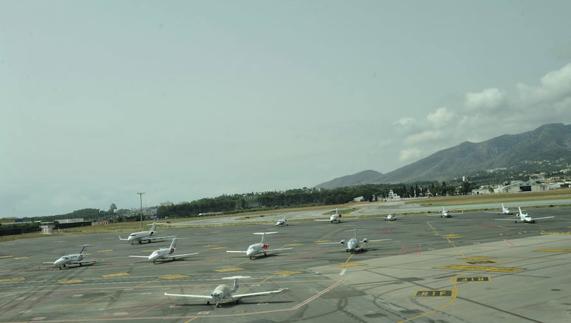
top-left (175, 300), bottom-right (294, 308)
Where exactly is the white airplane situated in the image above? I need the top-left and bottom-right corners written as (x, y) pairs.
top-left (321, 230), bottom-right (391, 253)
top-left (118, 223), bottom-right (173, 244)
top-left (275, 216), bottom-right (288, 226)
top-left (315, 208), bottom-right (342, 223)
top-left (164, 276), bottom-right (287, 307)
top-left (47, 245), bottom-right (95, 270)
top-left (486, 203), bottom-right (513, 215)
top-left (129, 238), bottom-right (198, 263)
top-left (496, 207), bottom-right (554, 224)
top-left (226, 232), bottom-right (292, 260)
top-left (429, 208), bottom-right (462, 218)
top-left (384, 214), bottom-right (397, 221)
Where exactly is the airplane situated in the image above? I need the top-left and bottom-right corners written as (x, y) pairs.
top-left (118, 223), bottom-right (173, 244)
top-left (486, 203), bottom-right (513, 215)
top-left (496, 207), bottom-right (554, 224)
top-left (129, 238), bottom-right (198, 263)
top-left (384, 214), bottom-right (397, 221)
top-left (47, 245), bottom-right (95, 270)
top-left (429, 208), bottom-right (462, 218)
top-left (164, 275), bottom-right (287, 307)
top-left (320, 229), bottom-right (391, 253)
top-left (315, 208), bottom-right (342, 223)
top-left (275, 216), bottom-right (288, 226)
top-left (226, 232), bottom-right (292, 260)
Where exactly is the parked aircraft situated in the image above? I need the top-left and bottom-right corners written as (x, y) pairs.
top-left (384, 214), bottom-right (397, 221)
top-left (486, 203), bottom-right (513, 215)
top-left (47, 245), bottom-right (95, 269)
top-left (320, 229), bottom-right (390, 253)
top-left (429, 208), bottom-right (462, 218)
top-left (275, 217), bottom-right (288, 226)
top-left (118, 223), bottom-right (173, 244)
top-left (226, 232), bottom-right (292, 260)
top-left (315, 208), bottom-right (342, 223)
top-left (496, 207), bottom-right (554, 224)
top-left (164, 276), bottom-right (287, 307)
top-left (129, 238), bottom-right (198, 263)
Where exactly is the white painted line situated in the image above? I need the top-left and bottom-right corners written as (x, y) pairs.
top-left (339, 269), bottom-right (347, 276)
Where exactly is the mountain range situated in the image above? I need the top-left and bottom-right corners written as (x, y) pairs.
top-left (316, 123), bottom-right (571, 189)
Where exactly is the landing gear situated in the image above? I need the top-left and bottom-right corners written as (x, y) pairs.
top-left (263, 252), bottom-right (267, 257)
top-left (216, 303), bottom-right (221, 308)
top-left (206, 301), bottom-right (210, 305)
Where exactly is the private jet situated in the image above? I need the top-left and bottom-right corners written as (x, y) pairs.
top-left (164, 275), bottom-right (287, 307)
top-left (226, 232), bottom-right (292, 260)
top-left (129, 238), bottom-right (198, 263)
top-left (496, 207), bottom-right (554, 224)
top-left (429, 208), bottom-right (462, 218)
top-left (486, 203), bottom-right (513, 215)
top-left (384, 214), bottom-right (397, 221)
top-left (275, 217), bottom-right (288, 226)
top-left (47, 245), bottom-right (95, 270)
top-left (118, 223), bottom-right (173, 244)
top-left (321, 229), bottom-right (390, 253)
top-left (315, 208), bottom-right (342, 223)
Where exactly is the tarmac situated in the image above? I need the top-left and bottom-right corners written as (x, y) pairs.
top-left (0, 204), bottom-right (570, 322)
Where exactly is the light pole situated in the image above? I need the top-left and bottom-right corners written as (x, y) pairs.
top-left (137, 192), bottom-right (145, 229)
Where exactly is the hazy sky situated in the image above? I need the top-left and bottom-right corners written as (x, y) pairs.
top-left (2, 1), bottom-right (571, 217)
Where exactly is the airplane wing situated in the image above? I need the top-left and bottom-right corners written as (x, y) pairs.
top-left (266, 247), bottom-right (292, 253)
top-left (533, 216), bottom-right (555, 220)
top-left (226, 251), bottom-right (248, 254)
top-left (129, 255), bottom-right (149, 258)
top-left (164, 292), bottom-right (212, 299)
top-left (118, 236), bottom-right (129, 241)
top-left (167, 252), bottom-right (199, 260)
top-left (318, 241), bottom-right (342, 245)
top-left (314, 219), bottom-right (331, 222)
top-left (234, 288), bottom-right (288, 299)
top-left (495, 218), bottom-right (515, 221)
top-left (367, 239), bottom-right (392, 243)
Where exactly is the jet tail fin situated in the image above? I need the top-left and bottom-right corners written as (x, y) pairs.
top-left (169, 238), bottom-right (176, 253)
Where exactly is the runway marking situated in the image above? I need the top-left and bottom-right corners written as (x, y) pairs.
top-left (0, 277), bottom-right (25, 284)
top-left (535, 248), bottom-right (571, 253)
top-left (445, 234), bottom-right (462, 239)
top-left (443, 265), bottom-right (522, 273)
top-left (339, 269), bottom-right (347, 276)
top-left (463, 256), bottom-right (493, 261)
top-left (208, 246), bottom-right (226, 250)
top-left (159, 274), bottom-right (189, 280)
top-left (58, 279), bottom-right (83, 284)
top-left (97, 249), bottom-right (113, 253)
top-left (102, 272), bottom-right (129, 279)
top-left (273, 271), bottom-right (301, 277)
top-left (13, 256), bottom-right (30, 260)
top-left (398, 275), bottom-right (458, 323)
top-left (314, 240), bottom-right (331, 243)
top-left (215, 267), bottom-right (243, 273)
top-left (284, 243), bottom-right (304, 247)
top-left (456, 276), bottom-right (489, 282)
top-left (416, 290), bottom-right (452, 297)
top-left (540, 231), bottom-right (571, 235)
top-left (0, 255), bottom-right (13, 259)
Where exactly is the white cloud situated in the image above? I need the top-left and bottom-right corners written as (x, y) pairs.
top-left (405, 130), bottom-right (441, 145)
top-left (393, 117), bottom-right (416, 128)
top-left (465, 88), bottom-right (505, 110)
top-left (427, 107), bottom-right (454, 127)
top-left (399, 148), bottom-right (423, 162)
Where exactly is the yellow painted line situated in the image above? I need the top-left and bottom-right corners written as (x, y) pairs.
top-left (0, 277), bottom-right (25, 284)
top-left (445, 234), bottom-right (462, 239)
top-left (102, 272), bottom-right (130, 279)
top-left (58, 279), bottom-right (83, 284)
top-left (215, 267), bottom-right (243, 273)
top-left (314, 240), bottom-right (331, 243)
top-left (13, 256), bottom-right (30, 260)
top-left (463, 256), bottom-right (493, 261)
top-left (443, 264), bottom-right (522, 273)
top-left (0, 255), bottom-right (13, 259)
top-left (159, 274), bottom-right (189, 280)
top-left (97, 249), bottom-right (113, 253)
top-left (535, 248), bottom-right (571, 253)
top-left (284, 243), bottom-right (304, 247)
top-left (273, 271), bottom-right (302, 277)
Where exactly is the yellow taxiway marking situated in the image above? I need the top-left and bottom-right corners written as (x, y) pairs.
top-left (273, 271), bottom-right (302, 277)
top-left (0, 277), bottom-right (25, 284)
top-left (0, 255), bottom-right (13, 259)
top-left (399, 276), bottom-right (458, 323)
top-left (159, 274), bottom-right (189, 280)
top-left (443, 264), bottom-right (522, 273)
top-left (284, 243), bottom-right (304, 247)
top-left (456, 276), bottom-right (490, 282)
top-left (102, 272), bottom-right (130, 279)
top-left (463, 256), bottom-right (493, 261)
top-left (535, 248), bottom-right (571, 253)
top-left (215, 267), bottom-right (243, 273)
top-left (445, 234), bottom-right (462, 239)
top-left (58, 279), bottom-right (83, 284)
top-left (97, 249), bottom-right (113, 253)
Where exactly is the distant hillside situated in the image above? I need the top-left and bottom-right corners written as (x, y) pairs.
top-left (316, 170), bottom-right (383, 189)
top-left (317, 123), bottom-right (571, 188)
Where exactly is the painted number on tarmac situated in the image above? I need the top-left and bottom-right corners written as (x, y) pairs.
top-left (416, 290), bottom-right (452, 297)
top-left (456, 276), bottom-right (489, 282)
